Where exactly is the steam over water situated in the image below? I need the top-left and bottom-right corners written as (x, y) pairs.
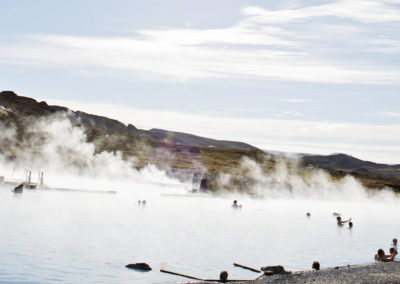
top-left (1, 114), bottom-right (400, 283)
top-left (1, 179), bottom-right (400, 284)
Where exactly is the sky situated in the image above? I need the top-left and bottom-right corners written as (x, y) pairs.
top-left (0, 0), bottom-right (399, 164)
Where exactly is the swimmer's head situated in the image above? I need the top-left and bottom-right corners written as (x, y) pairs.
top-left (219, 270), bottom-right (228, 282)
top-left (312, 261), bottom-right (320, 270)
top-left (378, 249), bottom-right (385, 256)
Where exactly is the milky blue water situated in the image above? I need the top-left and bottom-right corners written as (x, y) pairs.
top-left (1, 184), bottom-right (399, 284)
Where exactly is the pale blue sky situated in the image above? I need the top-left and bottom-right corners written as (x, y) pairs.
top-left (0, 0), bottom-right (399, 163)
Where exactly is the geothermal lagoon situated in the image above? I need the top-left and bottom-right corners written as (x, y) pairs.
top-left (1, 171), bottom-right (399, 284)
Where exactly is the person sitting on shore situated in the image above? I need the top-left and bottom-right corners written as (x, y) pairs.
top-left (375, 248), bottom-right (397, 262)
top-left (337, 216), bottom-right (351, 226)
top-left (389, 248), bottom-right (396, 258)
top-left (312, 261), bottom-right (320, 270)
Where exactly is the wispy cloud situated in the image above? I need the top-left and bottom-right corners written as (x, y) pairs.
top-left (242, 0), bottom-right (400, 24)
top-left (383, 112), bottom-right (400, 117)
top-left (0, 1), bottom-right (399, 84)
top-left (280, 98), bottom-right (316, 103)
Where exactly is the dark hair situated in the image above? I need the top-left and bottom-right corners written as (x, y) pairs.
top-left (393, 238), bottom-right (398, 244)
top-left (390, 248), bottom-right (395, 254)
top-left (219, 270), bottom-right (228, 282)
top-left (233, 200), bottom-right (237, 204)
top-left (312, 261), bottom-right (320, 270)
top-left (349, 222), bottom-right (353, 228)
top-left (378, 249), bottom-right (385, 256)
top-left (337, 216), bottom-right (341, 221)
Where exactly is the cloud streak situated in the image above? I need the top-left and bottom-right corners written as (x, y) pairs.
top-left (0, 0), bottom-right (399, 84)
top-left (242, 0), bottom-right (400, 24)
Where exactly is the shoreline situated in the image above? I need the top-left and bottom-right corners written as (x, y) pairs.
top-left (253, 261), bottom-right (400, 284)
top-left (188, 262), bottom-right (400, 283)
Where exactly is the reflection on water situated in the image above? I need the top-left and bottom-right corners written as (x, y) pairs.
top-left (1, 184), bottom-right (400, 284)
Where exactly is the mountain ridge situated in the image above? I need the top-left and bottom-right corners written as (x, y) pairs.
top-left (0, 90), bottom-right (258, 151)
top-left (0, 90), bottom-right (399, 192)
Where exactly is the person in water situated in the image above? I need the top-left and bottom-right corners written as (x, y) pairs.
top-left (392, 238), bottom-right (398, 249)
top-left (348, 222), bottom-right (353, 229)
top-left (375, 248), bottom-right (397, 262)
top-left (232, 200), bottom-right (239, 208)
top-left (336, 216), bottom-right (351, 226)
top-left (306, 212), bottom-right (311, 217)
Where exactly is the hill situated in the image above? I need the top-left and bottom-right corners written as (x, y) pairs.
top-left (0, 90), bottom-right (399, 193)
top-left (303, 153), bottom-right (400, 177)
top-left (303, 153), bottom-right (400, 190)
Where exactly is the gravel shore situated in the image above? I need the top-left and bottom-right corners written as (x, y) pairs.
top-left (186, 261), bottom-right (400, 284)
top-left (253, 261), bottom-right (400, 284)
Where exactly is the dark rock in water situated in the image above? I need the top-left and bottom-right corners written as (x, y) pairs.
top-left (13, 183), bottom-right (24, 193)
top-left (261, 265), bottom-right (287, 275)
top-left (125, 263), bottom-right (152, 271)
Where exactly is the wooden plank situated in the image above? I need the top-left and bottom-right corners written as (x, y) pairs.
top-left (160, 269), bottom-right (204, 280)
top-left (233, 262), bottom-right (261, 273)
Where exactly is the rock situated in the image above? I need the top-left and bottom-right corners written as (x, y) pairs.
top-left (264, 271), bottom-right (274, 276)
top-left (125, 262), bottom-right (152, 271)
top-left (261, 265), bottom-right (287, 275)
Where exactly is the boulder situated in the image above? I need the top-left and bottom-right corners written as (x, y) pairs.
top-left (261, 265), bottom-right (287, 275)
top-left (125, 262), bottom-right (152, 271)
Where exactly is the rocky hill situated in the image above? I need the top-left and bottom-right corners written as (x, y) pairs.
top-left (148, 128), bottom-right (258, 150)
top-left (0, 90), bottom-right (399, 193)
top-left (303, 153), bottom-right (400, 190)
top-left (0, 90), bottom-right (258, 149)
top-left (303, 153), bottom-right (400, 177)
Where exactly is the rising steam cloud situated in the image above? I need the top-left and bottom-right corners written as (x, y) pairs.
top-left (0, 113), bottom-right (178, 191)
top-left (0, 112), bottom-right (397, 202)
top-left (216, 156), bottom-right (397, 202)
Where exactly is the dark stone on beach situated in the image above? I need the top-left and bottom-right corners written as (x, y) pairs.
top-left (264, 271), bottom-right (274, 276)
top-left (261, 265), bottom-right (287, 275)
top-left (125, 262), bottom-right (152, 271)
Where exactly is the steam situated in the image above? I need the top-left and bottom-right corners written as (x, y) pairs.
top-left (215, 156), bottom-right (398, 202)
top-left (0, 111), bottom-right (397, 203)
top-left (0, 112), bottom-right (181, 191)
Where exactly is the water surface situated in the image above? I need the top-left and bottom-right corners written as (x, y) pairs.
top-left (1, 184), bottom-right (399, 283)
